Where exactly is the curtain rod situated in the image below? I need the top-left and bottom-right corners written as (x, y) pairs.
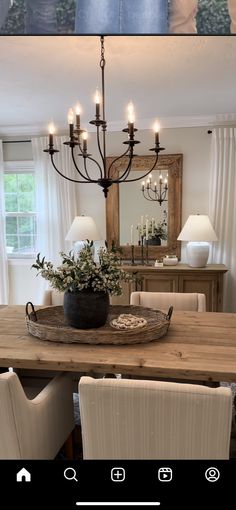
top-left (2, 140), bottom-right (31, 144)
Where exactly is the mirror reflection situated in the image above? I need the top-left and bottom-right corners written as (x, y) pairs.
top-left (120, 168), bottom-right (168, 247)
top-left (106, 154), bottom-right (182, 261)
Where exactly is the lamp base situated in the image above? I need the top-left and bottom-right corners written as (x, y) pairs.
top-left (73, 240), bottom-right (95, 258)
top-left (186, 242), bottom-right (210, 268)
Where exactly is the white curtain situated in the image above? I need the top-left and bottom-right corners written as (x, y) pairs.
top-left (0, 140), bottom-right (9, 304)
top-left (0, 141), bottom-right (9, 304)
top-left (209, 127), bottom-right (236, 312)
top-left (32, 136), bottom-right (78, 301)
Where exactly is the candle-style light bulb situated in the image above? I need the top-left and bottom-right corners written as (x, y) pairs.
top-left (75, 103), bottom-right (81, 130)
top-left (48, 123), bottom-right (55, 148)
top-left (82, 131), bottom-right (88, 152)
top-left (127, 101), bottom-right (135, 124)
top-left (141, 181), bottom-right (145, 191)
top-left (67, 108), bottom-right (74, 125)
top-left (94, 89), bottom-right (101, 118)
top-left (154, 121), bottom-right (160, 145)
top-left (154, 181), bottom-right (157, 191)
top-left (67, 108), bottom-right (74, 140)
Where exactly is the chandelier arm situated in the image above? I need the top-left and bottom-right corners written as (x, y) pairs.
top-left (50, 154), bottom-right (90, 184)
top-left (116, 155), bottom-right (134, 182)
top-left (70, 147), bottom-right (92, 181)
top-left (107, 147), bottom-right (130, 178)
top-left (113, 147), bottom-right (134, 182)
top-left (119, 154), bottom-right (159, 183)
top-left (85, 155), bottom-right (103, 179)
top-left (96, 126), bottom-right (105, 167)
top-left (142, 191), bottom-right (157, 201)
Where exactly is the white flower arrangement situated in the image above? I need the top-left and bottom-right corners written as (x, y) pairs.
top-left (137, 219), bottom-right (167, 240)
top-left (32, 243), bottom-right (133, 296)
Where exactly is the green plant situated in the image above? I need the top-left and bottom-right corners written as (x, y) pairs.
top-left (32, 243), bottom-right (133, 296)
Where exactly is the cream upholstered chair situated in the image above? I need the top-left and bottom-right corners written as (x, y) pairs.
top-left (0, 371), bottom-right (75, 459)
top-left (79, 376), bottom-right (232, 460)
top-left (42, 289), bottom-right (64, 306)
top-left (130, 291), bottom-right (206, 312)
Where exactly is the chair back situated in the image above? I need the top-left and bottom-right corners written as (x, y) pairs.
top-left (79, 377), bottom-right (232, 459)
top-left (130, 291), bottom-right (206, 312)
top-left (0, 371), bottom-right (74, 459)
top-left (42, 289), bottom-right (64, 306)
top-left (0, 371), bottom-right (28, 458)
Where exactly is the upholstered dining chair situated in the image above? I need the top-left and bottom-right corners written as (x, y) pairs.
top-left (42, 289), bottom-right (64, 306)
top-left (0, 371), bottom-right (75, 459)
top-left (79, 376), bottom-right (232, 459)
top-left (130, 291), bottom-right (206, 312)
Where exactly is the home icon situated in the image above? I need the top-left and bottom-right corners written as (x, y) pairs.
top-left (16, 468), bottom-right (31, 482)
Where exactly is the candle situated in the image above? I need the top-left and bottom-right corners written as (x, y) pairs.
top-left (130, 225), bottom-right (134, 245)
top-left (141, 181), bottom-right (145, 192)
top-left (154, 121), bottom-right (160, 145)
top-left (141, 215), bottom-right (144, 236)
top-left (146, 219), bottom-right (149, 239)
top-left (127, 101), bottom-right (135, 138)
top-left (82, 131), bottom-right (88, 152)
top-left (152, 218), bottom-right (155, 236)
top-left (67, 108), bottom-right (74, 139)
top-left (48, 123), bottom-right (55, 148)
top-left (94, 88), bottom-right (101, 118)
top-left (137, 223), bottom-right (141, 241)
top-left (75, 103), bottom-right (81, 130)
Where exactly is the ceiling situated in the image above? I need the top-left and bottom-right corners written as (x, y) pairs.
top-left (0, 35), bottom-right (236, 136)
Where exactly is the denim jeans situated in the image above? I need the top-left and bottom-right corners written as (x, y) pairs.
top-left (75, 0), bottom-right (168, 34)
top-left (25, 0), bottom-right (57, 34)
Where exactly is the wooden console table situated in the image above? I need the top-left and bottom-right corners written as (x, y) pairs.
top-left (111, 264), bottom-right (228, 312)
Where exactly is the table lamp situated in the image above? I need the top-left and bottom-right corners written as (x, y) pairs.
top-left (177, 214), bottom-right (218, 267)
top-left (65, 215), bottom-right (101, 255)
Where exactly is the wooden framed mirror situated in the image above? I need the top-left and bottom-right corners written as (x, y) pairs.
top-left (106, 154), bottom-right (183, 261)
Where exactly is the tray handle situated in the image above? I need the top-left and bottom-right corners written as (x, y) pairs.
top-left (166, 306), bottom-right (173, 322)
top-left (25, 302), bottom-right (37, 322)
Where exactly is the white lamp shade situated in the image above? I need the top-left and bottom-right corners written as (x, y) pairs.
top-left (65, 216), bottom-right (101, 241)
top-left (177, 215), bottom-right (218, 242)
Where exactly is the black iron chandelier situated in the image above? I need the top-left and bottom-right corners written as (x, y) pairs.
top-left (44, 36), bottom-right (165, 198)
top-left (141, 170), bottom-right (168, 205)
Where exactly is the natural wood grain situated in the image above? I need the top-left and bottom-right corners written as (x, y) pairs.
top-left (106, 154), bottom-right (183, 260)
top-left (0, 306), bottom-right (236, 383)
top-left (110, 264), bottom-right (228, 311)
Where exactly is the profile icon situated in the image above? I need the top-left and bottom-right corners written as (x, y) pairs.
top-left (205, 467), bottom-right (220, 482)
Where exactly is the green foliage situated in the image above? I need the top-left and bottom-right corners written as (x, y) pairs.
top-left (32, 245), bottom-right (133, 296)
top-left (197, 0), bottom-right (230, 34)
top-left (1, 0), bottom-right (75, 34)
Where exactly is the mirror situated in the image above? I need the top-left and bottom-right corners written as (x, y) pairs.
top-left (106, 154), bottom-right (182, 261)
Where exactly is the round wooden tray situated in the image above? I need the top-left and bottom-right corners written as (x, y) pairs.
top-left (25, 304), bottom-right (172, 345)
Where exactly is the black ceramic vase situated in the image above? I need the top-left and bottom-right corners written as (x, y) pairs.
top-left (64, 289), bottom-right (110, 329)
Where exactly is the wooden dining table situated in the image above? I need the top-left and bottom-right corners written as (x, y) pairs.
top-left (0, 305), bottom-right (236, 383)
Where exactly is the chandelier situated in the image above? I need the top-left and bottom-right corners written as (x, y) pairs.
top-left (141, 170), bottom-right (168, 205)
top-left (44, 37), bottom-right (165, 198)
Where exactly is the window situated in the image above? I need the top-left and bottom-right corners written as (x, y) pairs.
top-left (4, 161), bottom-right (36, 258)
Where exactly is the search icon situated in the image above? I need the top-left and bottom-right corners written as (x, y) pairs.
top-left (64, 467), bottom-right (78, 482)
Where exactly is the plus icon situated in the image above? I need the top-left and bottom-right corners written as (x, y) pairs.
top-left (111, 467), bottom-right (125, 482)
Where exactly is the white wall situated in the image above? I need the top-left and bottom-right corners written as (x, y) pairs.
top-left (5, 126), bottom-right (212, 304)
